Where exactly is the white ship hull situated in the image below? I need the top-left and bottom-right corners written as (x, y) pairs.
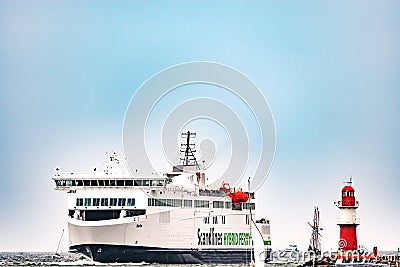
top-left (68, 208), bottom-right (264, 263)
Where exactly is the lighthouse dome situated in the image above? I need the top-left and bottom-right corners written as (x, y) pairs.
top-left (342, 185), bottom-right (354, 192)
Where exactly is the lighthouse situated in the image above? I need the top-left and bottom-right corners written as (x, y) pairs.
top-left (335, 179), bottom-right (359, 251)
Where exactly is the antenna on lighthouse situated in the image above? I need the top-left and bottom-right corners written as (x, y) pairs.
top-left (343, 176), bottom-right (353, 186)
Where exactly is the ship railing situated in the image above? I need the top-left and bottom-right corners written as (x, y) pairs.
top-left (199, 189), bottom-right (226, 197)
top-left (54, 171), bottom-right (101, 177)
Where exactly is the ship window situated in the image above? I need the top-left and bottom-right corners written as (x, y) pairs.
top-left (98, 180), bottom-right (104, 186)
top-left (342, 191), bottom-right (346, 197)
top-left (66, 180), bottom-right (74, 186)
top-left (101, 198), bottom-right (108, 206)
top-left (243, 203), bottom-right (256, 210)
top-left (110, 198), bottom-right (117, 206)
top-left (213, 216), bottom-right (218, 224)
top-left (194, 200), bottom-right (209, 208)
top-left (213, 201), bottom-right (224, 209)
top-left (85, 210), bottom-right (121, 221)
top-left (151, 180), bottom-right (158, 186)
top-left (57, 180), bottom-right (71, 186)
top-left (90, 180), bottom-right (98, 186)
top-left (76, 180), bottom-right (83, 186)
top-left (125, 180), bottom-right (133, 186)
top-left (110, 180), bottom-right (116, 186)
top-left (126, 209), bottom-right (146, 217)
top-left (76, 198), bottom-right (83, 206)
top-left (84, 198), bottom-right (91, 206)
top-left (134, 180), bottom-right (142, 186)
top-left (184, 200), bottom-right (192, 207)
top-left (127, 198), bottom-right (135, 206)
top-left (118, 198), bottom-right (126, 206)
top-left (93, 198), bottom-right (100, 206)
top-left (147, 198), bottom-right (183, 207)
top-left (143, 180), bottom-right (150, 186)
top-left (155, 199), bottom-right (163, 206)
top-left (104, 180), bottom-right (109, 186)
top-left (222, 216), bottom-right (226, 224)
top-left (117, 180), bottom-right (124, 186)
top-left (83, 180), bottom-right (90, 186)
top-left (225, 201), bottom-right (231, 209)
top-left (157, 180), bottom-right (165, 186)
top-left (175, 199), bottom-right (182, 207)
top-left (203, 217), bottom-right (209, 224)
top-left (246, 215), bottom-right (250, 225)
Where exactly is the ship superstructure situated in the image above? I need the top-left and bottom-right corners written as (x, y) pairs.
top-left (53, 133), bottom-right (271, 264)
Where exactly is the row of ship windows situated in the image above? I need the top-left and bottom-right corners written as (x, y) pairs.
top-left (203, 215), bottom-right (250, 225)
top-left (57, 179), bottom-right (165, 187)
top-left (203, 216), bottom-right (226, 224)
top-left (147, 199), bottom-right (210, 208)
top-left (75, 197), bottom-right (256, 209)
top-left (147, 198), bottom-right (255, 210)
top-left (76, 198), bottom-right (135, 207)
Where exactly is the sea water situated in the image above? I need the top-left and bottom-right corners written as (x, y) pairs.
top-left (1, 251), bottom-right (397, 266)
top-left (0, 251), bottom-right (275, 267)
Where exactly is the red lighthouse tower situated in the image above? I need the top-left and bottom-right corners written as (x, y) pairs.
top-left (335, 178), bottom-right (359, 251)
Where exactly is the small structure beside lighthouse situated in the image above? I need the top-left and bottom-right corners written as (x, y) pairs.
top-left (335, 178), bottom-right (359, 251)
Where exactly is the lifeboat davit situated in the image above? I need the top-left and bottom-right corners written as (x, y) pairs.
top-left (228, 189), bottom-right (249, 203)
top-left (220, 182), bottom-right (231, 193)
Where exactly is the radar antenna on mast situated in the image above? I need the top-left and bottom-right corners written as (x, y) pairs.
top-left (180, 131), bottom-right (199, 169)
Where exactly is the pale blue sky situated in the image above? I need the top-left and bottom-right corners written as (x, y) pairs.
top-left (0, 1), bottom-right (399, 251)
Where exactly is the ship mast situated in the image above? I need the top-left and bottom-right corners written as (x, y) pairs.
top-left (308, 206), bottom-right (322, 256)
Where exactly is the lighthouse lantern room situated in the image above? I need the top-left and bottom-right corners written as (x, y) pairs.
top-left (335, 178), bottom-right (360, 251)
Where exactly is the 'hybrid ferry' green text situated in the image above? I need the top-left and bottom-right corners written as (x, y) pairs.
top-left (223, 232), bottom-right (251, 246)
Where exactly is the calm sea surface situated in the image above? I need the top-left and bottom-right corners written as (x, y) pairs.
top-left (1, 251), bottom-right (397, 266)
top-left (0, 251), bottom-right (287, 267)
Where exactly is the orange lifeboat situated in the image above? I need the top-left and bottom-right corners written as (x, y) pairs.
top-left (228, 189), bottom-right (249, 203)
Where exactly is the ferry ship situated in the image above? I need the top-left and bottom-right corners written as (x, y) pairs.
top-left (52, 132), bottom-right (272, 264)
